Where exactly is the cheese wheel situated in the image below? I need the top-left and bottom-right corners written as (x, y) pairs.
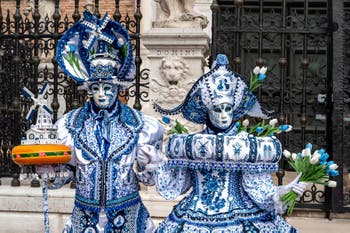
top-left (12, 144), bottom-right (71, 165)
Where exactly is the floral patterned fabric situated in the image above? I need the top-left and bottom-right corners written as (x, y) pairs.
top-left (56, 100), bottom-right (163, 233)
top-left (155, 131), bottom-right (298, 233)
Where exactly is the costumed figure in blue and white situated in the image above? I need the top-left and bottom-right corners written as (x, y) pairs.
top-left (152, 54), bottom-right (307, 233)
top-left (36, 10), bottom-right (163, 233)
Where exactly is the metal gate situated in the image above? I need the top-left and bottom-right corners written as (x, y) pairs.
top-left (0, 0), bottom-right (149, 185)
top-left (211, 0), bottom-right (349, 213)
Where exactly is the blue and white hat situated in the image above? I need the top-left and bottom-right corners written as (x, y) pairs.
top-left (154, 54), bottom-right (273, 124)
top-left (56, 10), bottom-right (135, 88)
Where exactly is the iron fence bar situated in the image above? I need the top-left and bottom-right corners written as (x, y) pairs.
top-left (234, 2), bottom-right (242, 72)
top-left (277, 0), bottom-right (288, 186)
top-left (300, 0), bottom-right (309, 148)
top-left (210, 0), bottom-right (220, 67)
top-left (328, 0), bottom-right (345, 213)
top-left (132, 0), bottom-right (142, 110)
top-left (113, 0), bottom-right (121, 21)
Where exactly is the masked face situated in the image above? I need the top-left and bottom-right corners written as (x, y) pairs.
top-left (208, 103), bottom-right (234, 130)
top-left (89, 82), bottom-right (118, 109)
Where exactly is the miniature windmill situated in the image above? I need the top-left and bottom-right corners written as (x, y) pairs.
top-left (22, 82), bottom-right (53, 127)
top-left (21, 83), bottom-right (59, 144)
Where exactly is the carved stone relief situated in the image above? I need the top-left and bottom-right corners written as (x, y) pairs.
top-left (152, 56), bottom-right (204, 135)
top-left (152, 56), bottom-right (193, 106)
top-left (154, 0), bottom-right (208, 29)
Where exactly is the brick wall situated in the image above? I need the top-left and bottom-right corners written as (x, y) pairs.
top-left (0, 0), bottom-right (135, 21)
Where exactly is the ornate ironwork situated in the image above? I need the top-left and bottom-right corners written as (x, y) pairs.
top-left (212, 0), bottom-right (347, 213)
top-left (0, 0), bottom-right (149, 184)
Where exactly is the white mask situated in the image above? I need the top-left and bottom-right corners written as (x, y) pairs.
top-left (208, 103), bottom-right (234, 130)
top-left (89, 82), bottom-right (118, 109)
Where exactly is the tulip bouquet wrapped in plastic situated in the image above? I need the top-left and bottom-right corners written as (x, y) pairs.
top-left (281, 143), bottom-right (339, 214)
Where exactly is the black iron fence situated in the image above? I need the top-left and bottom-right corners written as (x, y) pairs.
top-left (0, 0), bottom-right (149, 184)
top-left (211, 0), bottom-right (349, 213)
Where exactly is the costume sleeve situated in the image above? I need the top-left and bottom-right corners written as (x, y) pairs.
top-left (55, 115), bottom-right (78, 167)
top-left (134, 115), bottom-right (164, 185)
top-left (154, 163), bottom-right (193, 200)
top-left (45, 115), bottom-right (76, 189)
top-left (242, 171), bottom-right (283, 213)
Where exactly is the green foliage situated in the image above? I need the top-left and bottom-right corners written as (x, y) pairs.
top-left (168, 120), bottom-right (189, 134)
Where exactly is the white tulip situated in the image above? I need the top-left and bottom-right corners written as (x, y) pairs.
top-left (302, 148), bottom-right (311, 157)
top-left (269, 118), bottom-right (278, 127)
top-left (242, 119), bottom-right (250, 127)
top-left (328, 164), bottom-right (339, 170)
top-left (283, 149), bottom-right (291, 158)
top-left (260, 66), bottom-right (267, 74)
top-left (64, 45), bottom-right (70, 53)
top-left (310, 157), bottom-right (319, 164)
top-left (312, 151), bottom-right (321, 160)
top-left (253, 66), bottom-right (260, 75)
top-left (327, 180), bottom-right (337, 188)
top-left (292, 153), bottom-right (298, 160)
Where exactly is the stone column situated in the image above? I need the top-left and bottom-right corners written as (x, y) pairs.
top-left (142, 27), bottom-right (209, 132)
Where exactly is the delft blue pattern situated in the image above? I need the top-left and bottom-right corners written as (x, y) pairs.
top-left (56, 11), bottom-right (135, 84)
top-left (67, 201), bottom-right (150, 233)
top-left (154, 54), bottom-right (272, 124)
top-left (155, 131), bottom-right (298, 232)
top-left (61, 100), bottom-right (159, 232)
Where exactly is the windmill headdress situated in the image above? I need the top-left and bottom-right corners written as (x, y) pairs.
top-left (56, 10), bottom-right (135, 88)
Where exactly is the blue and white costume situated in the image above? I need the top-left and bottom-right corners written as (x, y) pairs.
top-left (153, 54), bottom-right (301, 233)
top-left (56, 101), bottom-right (162, 233)
top-left (53, 10), bottom-right (163, 233)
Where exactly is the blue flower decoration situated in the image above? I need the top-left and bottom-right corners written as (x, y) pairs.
top-left (319, 152), bottom-right (329, 162)
top-left (328, 170), bottom-right (339, 177)
top-left (279, 125), bottom-right (290, 132)
top-left (306, 143), bottom-right (312, 151)
top-left (258, 73), bottom-right (266, 81)
top-left (255, 126), bottom-right (264, 134)
top-left (216, 54), bottom-right (229, 66)
top-left (69, 44), bottom-right (76, 53)
top-left (162, 115), bottom-right (171, 124)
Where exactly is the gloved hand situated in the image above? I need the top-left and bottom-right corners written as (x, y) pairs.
top-left (277, 173), bottom-right (308, 197)
top-left (35, 165), bottom-right (56, 178)
top-left (274, 173), bottom-right (308, 214)
top-left (137, 144), bottom-right (164, 171)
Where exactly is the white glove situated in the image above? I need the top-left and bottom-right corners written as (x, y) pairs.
top-left (138, 144), bottom-right (164, 171)
top-left (278, 173), bottom-right (307, 197)
top-left (35, 165), bottom-right (56, 178)
top-left (274, 173), bottom-right (307, 214)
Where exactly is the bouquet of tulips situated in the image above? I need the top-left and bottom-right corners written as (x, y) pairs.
top-left (236, 118), bottom-right (292, 137)
top-left (281, 143), bottom-right (339, 214)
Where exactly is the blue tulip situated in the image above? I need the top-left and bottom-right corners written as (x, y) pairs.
top-left (328, 169), bottom-right (339, 177)
top-left (162, 115), bottom-right (171, 124)
top-left (319, 152), bottom-right (329, 162)
top-left (255, 127), bottom-right (264, 134)
top-left (258, 73), bottom-right (266, 81)
top-left (306, 143), bottom-right (313, 151)
top-left (69, 44), bottom-right (76, 53)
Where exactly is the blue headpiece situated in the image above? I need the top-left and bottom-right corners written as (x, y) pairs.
top-left (154, 54), bottom-right (273, 124)
top-left (56, 11), bottom-right (135, 88)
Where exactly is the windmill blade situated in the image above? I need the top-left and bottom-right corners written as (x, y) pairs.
top-left (42, 104), bottom-right (53, 115)
top-left (26, 105), bottom-right (36, 121)
top-left (22, 87), bottom-right (35, 100)
top-left (39, 82), bottom-right (49, 95)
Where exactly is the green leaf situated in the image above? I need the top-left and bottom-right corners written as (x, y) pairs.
top-left (169, 120), bottom-right (189, 134)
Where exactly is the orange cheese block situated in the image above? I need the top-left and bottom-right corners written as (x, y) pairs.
top-left (12, 144), bottom-right (71, 165)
